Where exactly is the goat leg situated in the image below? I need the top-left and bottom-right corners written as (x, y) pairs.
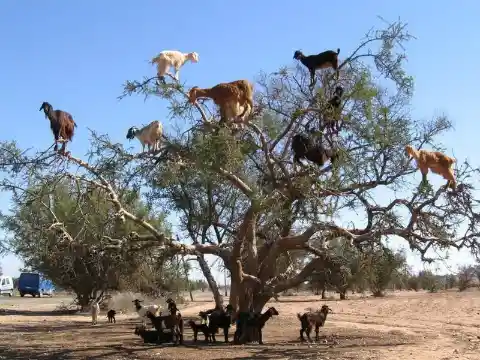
top-left (306, 328), bottom-right (313, 343)
top-left (315, 325), bottom-right (320, 342)
top-left (258, 329), bottom-right (263, 345)
top-left (223, 327), bottom-right (229, 343)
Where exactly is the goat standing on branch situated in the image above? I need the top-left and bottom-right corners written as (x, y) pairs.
top-left (405, 145), bottom-right (457, 190)
top-left (188, 80), bottom-right (254, 128)
top-left (293, 48), bottom-right (340, 86)
top-left (291, 134), bottom-right (337, 169)
top-left (325, 85), bottom-right (344, 133)
top-left (39, 101), bottom-right (77, 155)
top-left (126, 120), bottom-right (163, 153)
top-left (151, 50), bottom-right (199, 81)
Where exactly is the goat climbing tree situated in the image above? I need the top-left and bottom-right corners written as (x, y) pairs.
top-left (0, 19), bottom-right (479, 315)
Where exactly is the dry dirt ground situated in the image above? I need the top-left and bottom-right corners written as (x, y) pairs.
top-left (1, 290), bottom-right (480, 360)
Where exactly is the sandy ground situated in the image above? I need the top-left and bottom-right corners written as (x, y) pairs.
top-left (0, 290), bottom-right (479, 360)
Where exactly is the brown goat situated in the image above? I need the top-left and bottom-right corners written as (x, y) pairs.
top-left (188, 80), bottom-right (254, 128)
top-left (297, 305), bottom-right (333, 342)
top-left (146, 304), bottom-right (183, 345)
top-left (39, 101), bottom-right (77, 154)
top-left (405, 145), bottom-right (456, 190)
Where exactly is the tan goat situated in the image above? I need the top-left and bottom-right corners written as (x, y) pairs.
top-left (188, 80), bottom-right (254, 128)
top-left (126, 120), bottom-right (163, 153)
top-left (405, 145), bottom-right (457, 190)
top-left (151, 50), bottom-right (199, 81)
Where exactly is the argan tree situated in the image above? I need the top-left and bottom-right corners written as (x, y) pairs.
top-left (0, 19), bottom-right (479, 327)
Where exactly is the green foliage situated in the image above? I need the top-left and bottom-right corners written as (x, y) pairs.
top-left (0, 178), bottom-right (180, 307)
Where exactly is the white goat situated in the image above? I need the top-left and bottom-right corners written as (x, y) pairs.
top-left (151, 50), bottom-right (199, 81)
top-left (91, 301), bottom-right (100, 325)
top-left (132, 299), bottom-right (159, 326)
top-left (126, 120), bottom-right (163, 153)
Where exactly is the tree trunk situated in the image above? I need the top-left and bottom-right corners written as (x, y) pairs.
top-left (339, 291), bottom-right (346, 300)
top-left (321, 288), bottom-right (326, 299)
top-left (197, 254), bottom-right (223, 307)
top-left (182, 257), bottom-right (194, 302)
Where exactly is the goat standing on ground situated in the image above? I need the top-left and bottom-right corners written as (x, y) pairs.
top-left (405, 145), bottom-right (457, 190)
top-left (297, 305), bottom-right (333, 342)
top-left (291, 134), bottom-right (337, 168)
top-left (132, 299), bottom-right (159, 327)
top-left (234, 307), bottom-right (279, 345)
top-left (293, 49), bottom-right (340, 86)
top-left (151, 50), bottom-right (199, 81)
top-left (201, 304), bottom-right (234, 343)
top-left (188, 320), bottom-right (213, 342)
top-left (188, 80), bottom-right (254, 128)
top-left (39, 102), bottom-right (77, 154)
top-left (91, 301), bottom-right (100, 325)
top-left (106, 309), bottom-right (116, 323)
top-left (146, 305), bottom-right (183, 345)
top-left (126, 120), bottom-right (163, 153)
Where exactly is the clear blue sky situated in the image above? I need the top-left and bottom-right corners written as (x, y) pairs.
top-left (0, 1), bottom-right (479, 281)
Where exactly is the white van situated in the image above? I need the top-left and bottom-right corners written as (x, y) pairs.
top-left (0, 276), bottom-right (14, 296)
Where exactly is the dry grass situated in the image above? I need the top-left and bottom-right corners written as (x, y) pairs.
top-left (1, 290), bottom-right (480, 359)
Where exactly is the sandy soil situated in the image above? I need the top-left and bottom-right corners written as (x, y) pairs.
top-left (0, 290), bottom-right (479, 360)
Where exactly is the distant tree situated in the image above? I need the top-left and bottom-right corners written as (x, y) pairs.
top-left (445, 274), bottom-right (457, 289)
top-left (0, 180), bottom-right (176, 308)
top-left (366, 245), bottom-right (407, 297)
top-left (457, 265), bottom-right (475, 291)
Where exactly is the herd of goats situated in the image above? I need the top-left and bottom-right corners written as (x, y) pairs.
top-left (89, 297), bottom-right (334, 345)
top-left (34, 46), bottom-right (460, 348)
top-left (37, 48), bottom-right (459, 192)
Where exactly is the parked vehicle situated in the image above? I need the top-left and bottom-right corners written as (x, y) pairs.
top-left (0, 276), bottom-right (14, 297)
top-left (18, 272), bottom-right (55, 297)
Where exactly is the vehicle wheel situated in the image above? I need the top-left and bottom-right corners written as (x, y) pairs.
top-left (20, 293), bottom-right (24, 297)
top-left (38, 292), bottom-right (42, 298)
top-left (32, 293), bottom-right (36, 298)
top-left (8, 292), bottom-right (12, 297)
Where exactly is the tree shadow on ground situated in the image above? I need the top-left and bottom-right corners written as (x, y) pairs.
top-left (0, 309), bottom-right (79, 316)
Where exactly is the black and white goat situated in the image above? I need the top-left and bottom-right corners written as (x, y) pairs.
top-left (293, 49), bottom-right (340, 86)
top-left (291, 134), bottom-right (337, 168)
top-left (326, 86), bottom-right (344, 132)
top-left (132, 299), bottom-right (159, 327)
top-left (126, 120), bottom-right (163, 153)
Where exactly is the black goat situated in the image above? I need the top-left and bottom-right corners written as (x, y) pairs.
top-left (39, 101), bottom-right (77, 154)
top-left (234, 307), bottom-right (279, 345)
top-left (293, 49), bottom-right (340, 86)
top-left (187, 320), bottom-right (214, 342)
top-left (106, 309), bottom-right (116, 323)
top-left (134, 325), bottom-right (174, 344)
top-left (328, 86), bottom-right (344, 109)
top-left (291, 134), bottom-right (337, 168)
top-left (201, 304), bottom-right (234, 343)
top-left (134, 325), bottom-right (159, 344)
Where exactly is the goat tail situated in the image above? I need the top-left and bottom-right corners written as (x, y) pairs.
top-left (336, 48), bottom-right (340, 55)
top-left (296, 313), bottom-right (303, 321)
